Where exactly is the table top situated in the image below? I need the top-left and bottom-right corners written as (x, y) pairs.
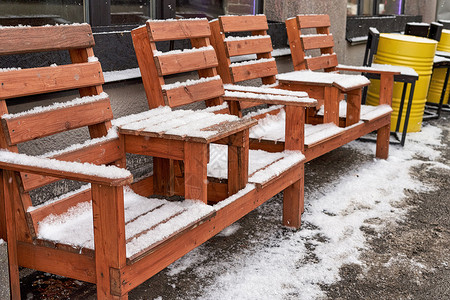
top-left (118, 106), bottom-right (256, 143)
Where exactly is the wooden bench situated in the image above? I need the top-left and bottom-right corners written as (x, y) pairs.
top-left (209, 14), bottom-right (396, 160)
top-left (0, 24), bottom-right (307, 299)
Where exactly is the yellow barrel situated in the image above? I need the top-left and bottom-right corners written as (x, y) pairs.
top-left (366, 33), bottom-right (437, 132)
top-left (427, 29), bottom-right (450, 105)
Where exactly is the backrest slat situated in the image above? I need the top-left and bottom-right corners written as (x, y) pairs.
top-left (1, 97), bottom-right (113, 145)
top-left (0, 24), bottom-right (94, 55)
top-left (21, 138), bottom-right (122, 191)
top-left (0, 62), bottom-right (104, 99)
top-left (225, 36), bottom-right (273, 57)
top-left (154, 48), bottom-right (218, 76)
top-left (219, 15), bottom-right (268, 32)
top-left (162, 78), bottom-right (224, 107)
top-left (296, 14), bottom-right (330, 29)
top-left (305, 54), bottom-right (338, 72)
top-left (230, 59), bottom-right (278, 82)
top-left (146, 19), bottom-right (211, 41)
top-left (301, 35), bottom-right (334, 50)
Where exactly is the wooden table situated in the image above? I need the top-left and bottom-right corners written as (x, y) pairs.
top-left (118, 108), bottom-right (256, 203)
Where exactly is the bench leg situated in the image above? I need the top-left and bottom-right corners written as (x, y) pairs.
top-left (184, 142), bottom-right (208, 203)
top-left (376, 123), bottom-right (390, 159)
top-left (282, 164), bottom-right (304, 229)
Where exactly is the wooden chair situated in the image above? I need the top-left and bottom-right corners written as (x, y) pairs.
top-left (131, 18), bottom-right (314, 229)
top-left (0, 24), bottom-right (304, 299)
top-left (210, 14), bottom-right (393, 160)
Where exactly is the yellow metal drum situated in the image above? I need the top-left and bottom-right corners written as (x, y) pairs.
top-left (427, 29), bottom-right (450, 105)
top-left (366, 33), bottom-right (437, 132)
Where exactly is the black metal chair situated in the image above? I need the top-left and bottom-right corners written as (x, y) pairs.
top-left (361, 27), bottom-right (418, 146)
top-left (405, 22), bottom-right (430, 37)
top-left (429, 22), bottom-right (443, 41)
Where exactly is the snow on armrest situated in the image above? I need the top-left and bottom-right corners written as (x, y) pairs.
top-left (223, 84), bottom-right (309, 98)
top-left (0, 150), bottom-right (132, 186)
top-left (337, 64), bottom-right (401, 75)
top-left (223, 90), bottom-right (317, 107)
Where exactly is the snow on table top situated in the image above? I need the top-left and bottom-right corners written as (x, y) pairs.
top-left (119, 106), bottom-right (240, 140)
top-left (1, 92), bottom-right (109, 119)
top-left (370, 63), bottom-right (418, 77)
top-left (277, 70), bottom-right (370, 89)
top-left (0, 149), bottom-right (131, 180)
top-left (317, 101), bottom-right (393, 121)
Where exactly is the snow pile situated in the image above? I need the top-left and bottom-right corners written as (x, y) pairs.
top-left (165, 125), bottom-right (445, 300)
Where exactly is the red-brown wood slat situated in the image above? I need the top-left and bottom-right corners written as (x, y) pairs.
top-left (146, 19), bottom-right (211, 41)
top-left (225, 36), bottom-right (273, 57)
top-left (21, 138), bottom-right (122, 191)
top-left (155, 49), bottom-right (218, 76)
top-left (162, 78), bottom-right (225, 107)
top-left (305, 54), bottom-right (338, 71)
top-left (2, 97), bottom-right (113, 145)
top-left (230, 59), bottom-right (278, 82)
top-left (0, 24), bottom-right (94, 55)
top-left (219, 15), bottom-right (268, 32)
top-left (301, 34), bottom-right (334, 50)
top-left (0, 62), bottom-right (104, 99)
top-left (296, 14), bottom-right (330, 29)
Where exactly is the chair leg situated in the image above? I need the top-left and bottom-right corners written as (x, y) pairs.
top-left (376, 124), bottom-right (390, 159)
top-left (282, 165), bottom-right (304, 229)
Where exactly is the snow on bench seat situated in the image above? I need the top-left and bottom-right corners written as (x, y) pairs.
top-left (247, 109), bottom-right (345, 147)
top-left (208, 144), bottom-right (304, 187)
top-left (317, 101), bottom-right (393, 121)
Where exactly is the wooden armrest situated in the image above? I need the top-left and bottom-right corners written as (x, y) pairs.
top-left (223, 90), bottom-right (317, 107)
top-left (337, 64), bottom-right (401, 75)
top-left (0, 150), bottom-right (132, 186)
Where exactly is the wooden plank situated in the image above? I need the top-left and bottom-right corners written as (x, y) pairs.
top-left (2, 98), bottom-right (113, 145)
top-left (305, 54), bottom-right (338, 71)
top-left (91, 184), bottom-right (127, 298)
top-left (379, 73), bottom-right (394, 105)
top-left (230, 59), bottom-right (278, 82)
top-left (21, 138), bottom-right (122, 191)
top-left (123, 134), bottom-right (184, 160)
top-left (0, 62), bottom-right (104, 99)
top-left (301, 34), bottom-right (334, 50)
top-left (17, 241), bottom-right (96, 283)
top-left (220, 15), bottom-right (268, 33)
top-left (146, 19), bottom-right (210, 41)
top-left (285, 17), bottom-right (306, 71)
top-left (227, 129), bottom-right (249, 196)
top-left (323, 86), bottom-right (340, 126)
top-left (209, 20), bottom-right (234, 84)
top-left (153, 158), bottom-right (175, 197)
top-left (376, 124), bottom-right (390, 159)
top-left (131, 26), bottom-right (166, 108)
top-left (225, 36), bottom-right (273, 57)
top-left (284, 106), bottom-right (305, 151)
top-left (283, 166), bottom-right (304, 228)
top-left (0, 24), bottom-right (94, 55)
top-left (155, 48), bottom-right (218, 76)
top-left (130, 175), bottom-right (154, 198)
top-left (2, 170), bottom-right (21, 299)
top-left (346, 88), bottom-right (361, 126)
top-left (28, 189), bottom-right (91, 234)
top-left (184, 142), bottom-right (208, 203)
top-left (163, 78), bottom-right (225, 107)
top-left (296, 14), bottom-right (330, 29)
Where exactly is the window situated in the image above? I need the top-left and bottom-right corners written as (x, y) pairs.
top-left (347, 0), bottom-right (405, 16)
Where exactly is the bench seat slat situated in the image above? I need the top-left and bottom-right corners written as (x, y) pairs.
top-left (162, 78), bottom-right (225, 107)
top-left (2, 97), bottom-right (113, 145)
top-left (155, 49), bottom-right (218, 76)
top-left (230, 60), bottom-right (278, 82)
top-left (0, 62), bottom-right (104, 99)
top-left (225, 36), bottom-right (273, 57)
top-left (21, 138), bottom-right (122, 191)
top-left (220, 15), bottom-right (268, 32)
top-left (0, 24), bottom-right (94, 55)
top-left (146, 19), bottom-right (210, 41)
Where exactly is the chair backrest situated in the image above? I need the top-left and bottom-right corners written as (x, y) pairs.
top-left (404, 22), bottom-right (429, 37)
top-left (428, 22), bottom-right (443, 41)
top-left (362, 27), bottom-right (380, 67)
top-left (0, 24), bottom-right (117, 242)
top-left (285, 14), bottom-right (338, 72)
top-left (131, 19), bottom-right (225, 109)
top-left (209, 15), bottom-right (278, 86)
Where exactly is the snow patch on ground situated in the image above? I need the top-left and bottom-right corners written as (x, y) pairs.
top-left (162, 124), bottom-right (445, 300)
